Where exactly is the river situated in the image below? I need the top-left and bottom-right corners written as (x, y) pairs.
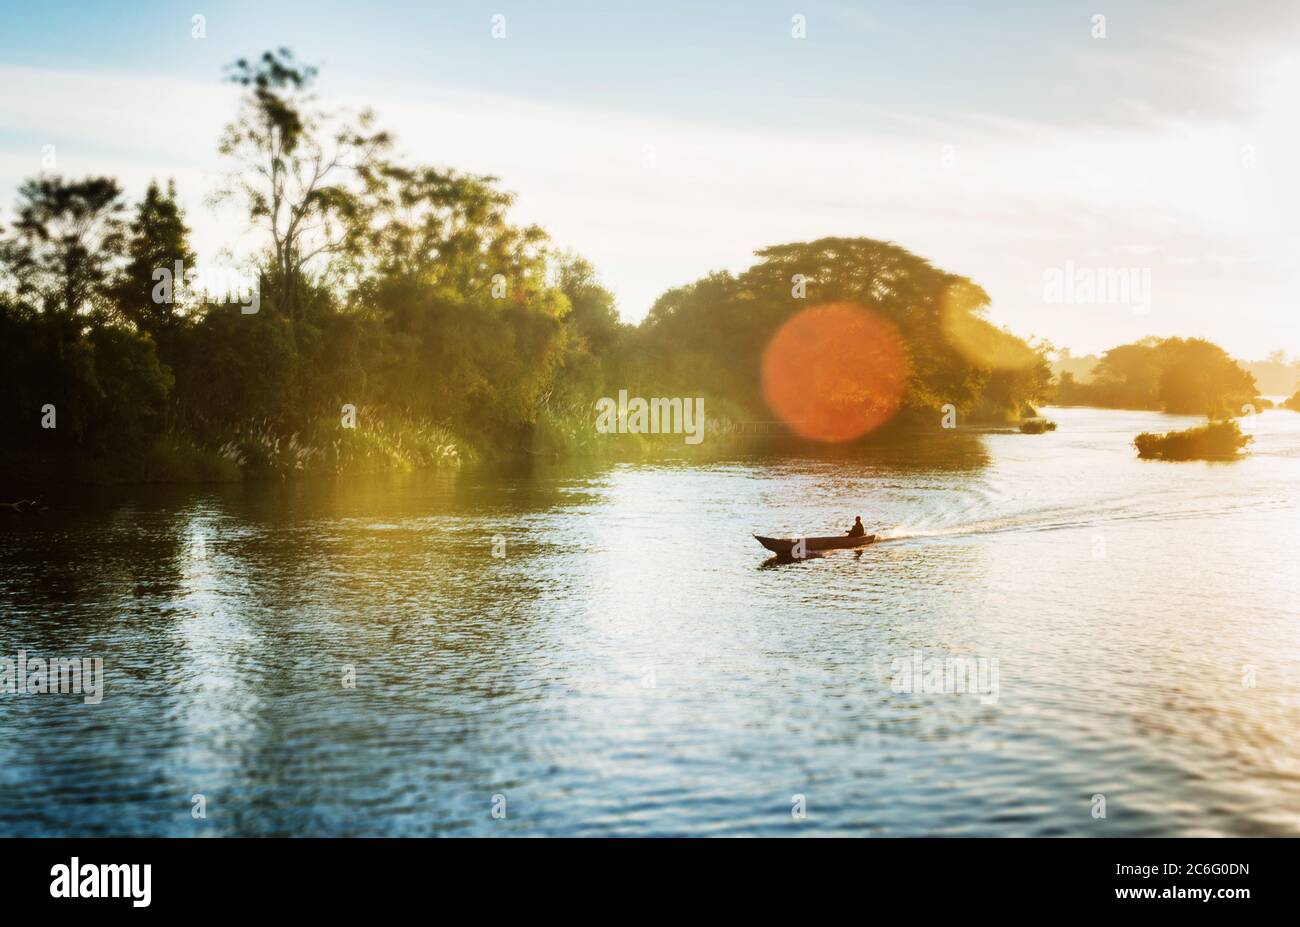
top-left (2, 406), bottom-right (1298, 835)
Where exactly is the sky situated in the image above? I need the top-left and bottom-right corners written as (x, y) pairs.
top-left (1, 0), bottom-right (1298, 359)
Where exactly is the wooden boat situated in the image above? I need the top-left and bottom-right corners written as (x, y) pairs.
top-left (753, 533), bottom-right (877, 555)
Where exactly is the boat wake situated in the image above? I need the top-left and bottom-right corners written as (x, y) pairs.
top-left (875, 494), bottom-right (1291, 546)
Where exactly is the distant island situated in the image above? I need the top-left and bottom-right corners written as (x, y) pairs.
top-left (1056, 347), bottom-right (1300, 399)
top-left (1052, 337), bottom-right (1267, 417)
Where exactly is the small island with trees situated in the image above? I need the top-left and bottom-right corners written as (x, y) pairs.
top-left (1133, 420), bottom-right (1252, 461)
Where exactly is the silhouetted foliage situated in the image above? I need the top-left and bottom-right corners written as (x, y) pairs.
top-left (1054, 336), bottom-right (1259, 416)
top-left (629, 237), bottom-right (1050, 431)
top-left (218, 48), bottom-right (390, 325)
top-left (110, 180), bottom-right (197, 336)
top-left (6, 49), bottom-right (1222, 482)
top-left (1134, 420), bottom-right (1251, 460)
top-left (1020, 418), bottom-right (1057, 434)
top-left (0, 175), bottom-right (127, 319)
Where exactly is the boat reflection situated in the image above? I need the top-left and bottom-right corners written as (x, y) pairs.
top-left (758, 547), bottom-right (869, 569)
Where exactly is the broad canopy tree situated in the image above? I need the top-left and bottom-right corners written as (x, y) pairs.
top-left (637, 237), bottom-right (1051, 430)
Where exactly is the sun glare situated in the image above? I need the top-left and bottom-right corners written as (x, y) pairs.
top-left (761, 302), bottom-right (911, 442)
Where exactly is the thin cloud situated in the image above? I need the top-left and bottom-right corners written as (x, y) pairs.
top-left (0, 47), bottom-right (1295, 357)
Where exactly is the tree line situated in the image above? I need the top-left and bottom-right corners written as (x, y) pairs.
top-left (0, 49), bottom-right (1083, 483)
top-left (1052, 337), bottom-right (1266, 417)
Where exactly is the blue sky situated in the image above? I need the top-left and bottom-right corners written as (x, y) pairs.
top-left (2, 0), bottom-right (1298, 357)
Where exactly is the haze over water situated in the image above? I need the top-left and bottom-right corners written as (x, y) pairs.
top-left (2, 405), bottom-right (1298, 836)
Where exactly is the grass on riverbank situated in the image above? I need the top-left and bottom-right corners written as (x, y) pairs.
top-left (3, 414), bottom-right (473, 487)
top-left (219, 414), bottom-right (470, 478)
top-left (528, 399), bottom-right (755, 460)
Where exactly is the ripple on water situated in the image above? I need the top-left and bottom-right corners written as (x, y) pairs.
top-left (1, 407), bottom-right (1298, 835)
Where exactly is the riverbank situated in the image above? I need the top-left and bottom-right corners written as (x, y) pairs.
top-left (2, 397), bottom-right (1150, 491)
top-left (1, 415), bottom-right (471, 490)
top-left (0, 412), bottom-right (1024, 491)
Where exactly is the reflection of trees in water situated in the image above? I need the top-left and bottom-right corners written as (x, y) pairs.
top-left (2, 452), bottom-right (1000, 833)
top-left (0, 494), bottom-right (191, 641)
top-left (0, 490), bottom-right (199, 834)
top-left (166, 471), bottom-right (582, 833)
top-left (747, 429), bottom-right (990, 472)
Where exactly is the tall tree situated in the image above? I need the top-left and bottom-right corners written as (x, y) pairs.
top-left (217, 49), bottom-right (390, 323)
top-left (557, 254), bottom-right (622, 355)
top-left (111, 179), bottom-right (197, 336)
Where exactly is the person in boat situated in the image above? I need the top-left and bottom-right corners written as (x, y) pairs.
top-left (846, 516), bottom-right (866, 537)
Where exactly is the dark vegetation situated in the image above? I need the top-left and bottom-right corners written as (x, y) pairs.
top-left (1019, 418), bottom-right (1057, 434)
top-left (1056, 348), bottom-right (1300, 399)
top-left (1051, 336), bottom-right (1265, 417)
top-left (629, 238), bottom-right (1052, 431)
top-left (1134, 420), bottom-right (1252, 461)
top-left (12, 48), bottom-right (1255, 485)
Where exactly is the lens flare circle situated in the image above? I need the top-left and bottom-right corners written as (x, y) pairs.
top-left (760, 302), bottom-right (911, 443)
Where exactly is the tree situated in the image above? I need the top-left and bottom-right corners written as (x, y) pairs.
top-left (1089, 339), bottom-right (1164, 408)
top-left (217, 49), bottom-right (390, 323)
top-left (0, 179), bottom-right (175, 453)
top-left (1157, 338), bottom-right (1257, 416)
top-left (0, 175), bottom-right (127, 320)
top-left (1056, 336), bottom-right (1258, 415)
top-left (631, 237), bottom-right (1044, 427)
top-left (556, 254), bottom-right (623, 355)
top-left (349, 161), bottom-right (546, 299)
top-left (111, 179), bottom-right (197, 336)
top-left (1244, 350), bottom-right (1300, 395)
top-left (347, 162), bottom-right (573, 442)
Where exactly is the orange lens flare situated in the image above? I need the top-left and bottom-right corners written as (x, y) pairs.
top-left (761, 302), bottom-right (911, 443)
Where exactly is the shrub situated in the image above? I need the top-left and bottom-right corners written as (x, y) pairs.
top-left (1134, 419), bottom-right (1251, 460)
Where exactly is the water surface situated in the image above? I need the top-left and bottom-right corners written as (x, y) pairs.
top-left (2, 406), bottom-right (1299, 835)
